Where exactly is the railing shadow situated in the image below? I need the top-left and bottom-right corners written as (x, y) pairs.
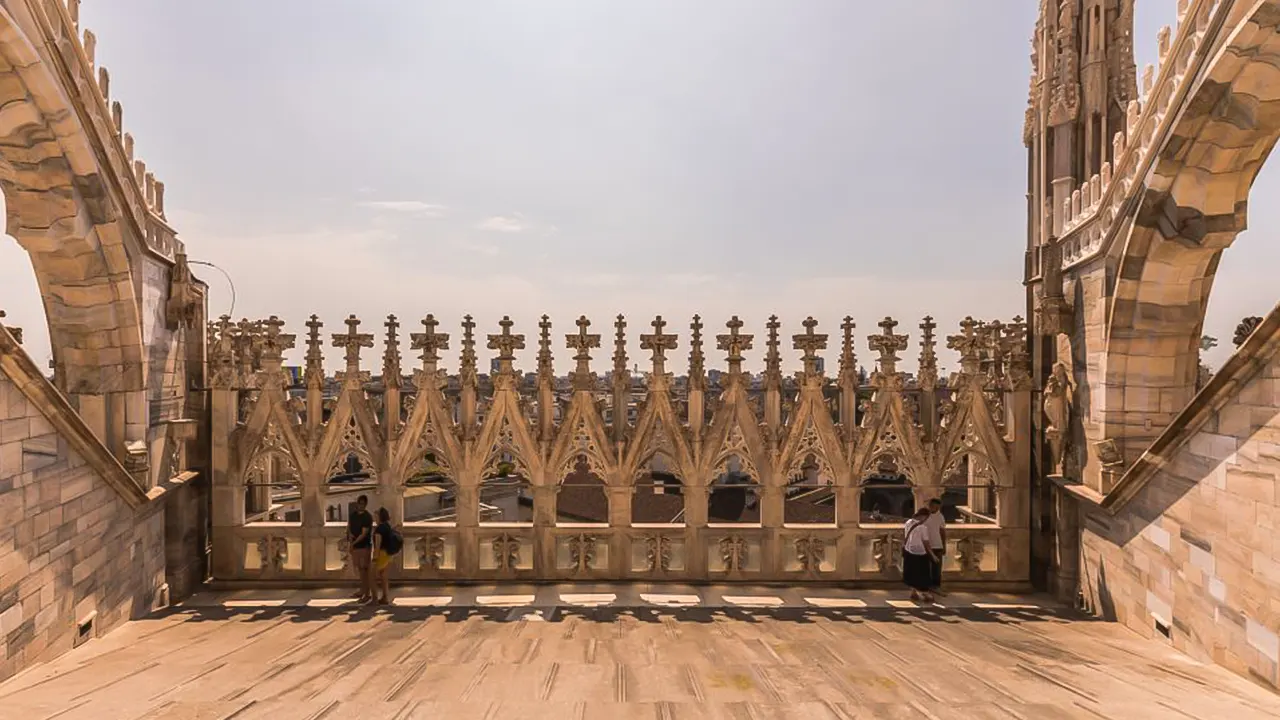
top-left (147, 602), bottom-right (1096, 627)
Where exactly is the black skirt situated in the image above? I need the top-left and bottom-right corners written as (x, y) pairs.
top-left (902, 551), bottom-right (934, 591)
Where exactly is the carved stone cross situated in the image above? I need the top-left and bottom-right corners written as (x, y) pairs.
top-left (793, 316), bottom-right (828, 377)
top-left (640, 315), bottom-right (677, 376)
top-left (566, 315), bottom-right (600, 386)
top-left (716, 316), bottom-right (754, 376)
top-left (259, 315), bottom-right (295, 364)
top-left (487, 315), bottom-right (525, 375)
top-left (867, 316), bottom-right (908, 375)
top-left (331, 314), bottom-right (374, 377)
top-left (947, 316), bottom-right (983, 375)
top-left (410, 314), bottom-right (450, 368)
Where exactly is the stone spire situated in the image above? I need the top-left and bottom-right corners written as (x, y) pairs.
top-left (837, 316), bottom-right (858, 438)
top-left (688, 314), bottom-right (706, 391)
top-left (459, 315), bottom-right (478, 437)
top-left (640, 315), bottom-right (677, 378)
top-left (382, 315), bottom-right (402, 387)
top-left (304, 315), bottom-right (324, 385)
top-left (611, 314), bottom-right (630, 442)
top-left (764, 315), bottom-right (783, 390)
top-left (717, 316), bottom-right (753, 379)
top-left (918, 315), bottom-right (938, 390)
top-left (537, 315), bottom-right (555, 378)
top-left (566, 315), bottom-right (600, 391)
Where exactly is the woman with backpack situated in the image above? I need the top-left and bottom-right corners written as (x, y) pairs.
top-left (370, 507), bottom-right (402, 605)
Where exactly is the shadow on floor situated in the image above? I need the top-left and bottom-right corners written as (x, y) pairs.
top-left (148, 603), bottom-right (1098, 627)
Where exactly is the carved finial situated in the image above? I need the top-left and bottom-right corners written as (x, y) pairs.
top-left (486, 316), bottom-right (525, 377)
top-left (68, 0), bottom-right (81, 28)
top-left (537, 315), bottom-right (554, 376)
top-left (98, 66), bottom-right (109, 100)
top-left (1234, 316), bottom-right (1264, 347)
top-left (640, 315), bottom-right (678, 377)
top-left (838, 316), bottom-right (856, 385)
top-left (111, 101), bottom-right (122, 135)
top-left (303, 315), bottom-right (324, 382)
top-left (257, 317), bottom-right (295, 386)
top-left (867, 316), bottom-right (908, 376)
top-left (793, 317), bottom-right (828, 378)
top-left (947, 317), bottom-right (983, 376)
top-left (918, 316), bottom-right (938, 389)
top-left (382, 314), bottom-right (402, 385)
top-left (612, 314), bottom-right (628, 377)
top-left (409, 314), bottom-right (449, 372)
top-left (764, 315), bottom-right (782, 386)
top-left (331, 314), bottom-right (374, 379)
top-left (566, 315), bottom-right (600, 390)
top-left (82, 29), bottom-right (95, 66)
top-left (716, 316), bottom-right (754, 377)
top-left (983, 319), bottom-right (1007, 379)
top-left (460, 315), bottom-right (477, 382)
top-left (689, 314), bottom-right (706, 390)
top-left (154, 180), bottom-right (165, 218)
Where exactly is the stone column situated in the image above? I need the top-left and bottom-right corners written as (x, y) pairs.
top-left (1052, 485), bottom-right (1081, 602)
top-left (455, 467), bottom-right (480, 576)
top-left (209, 386), bottom-right (241, 579)
top-left (684, 485), bottom-right (708, 576)
top-left (532, 478), bottom-right (556, 577)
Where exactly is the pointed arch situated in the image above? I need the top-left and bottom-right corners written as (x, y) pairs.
top-left (474, 392), bottom-right (541, 480)
top-left (548, 396), bottom-right (614, 484)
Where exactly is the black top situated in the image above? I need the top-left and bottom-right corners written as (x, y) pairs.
top-left (348, 509), bottom-right (373, 549)
top-left (374, 522), bottom-right (393, 550)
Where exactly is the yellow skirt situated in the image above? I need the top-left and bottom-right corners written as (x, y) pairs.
top-left (374, 549), bottom-right (392, 571)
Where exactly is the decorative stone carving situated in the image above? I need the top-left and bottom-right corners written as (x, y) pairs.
top-left (415, 535), bottom-right (446, 570)
top-left (871, 533), bottom-right (902, 574)
top-left (491, 533), bottom-right (521, 572)
top-left (567, 533), bottom-right (598, 573)
top-left (955, 536), bottom-right (985, 575)
top-left (257, 536), bottom-right (288, 572)
top-left (718, 535), bottom-right (748, 572)
top-left (643, 535), bottom-right (674, 573)
top-left (716, 316), bottom-right (754, 377)
top-left (332, 315), bottom-right (374, 386)
top-left (0, 310), bottom-right (22, 345)
top-left (794, 536), bottom-right (827, 573)
top-left (337, 535), bottom-right (351, 570)
top-left (165, 253), bottom-right (200, 329)
top-left (1043, 361), bottom-right (1073, 476)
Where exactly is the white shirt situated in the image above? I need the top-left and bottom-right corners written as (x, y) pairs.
top-left (924, 511), bottom-right (945, 549)
top-left (903, 519), bottom-right (929, 555)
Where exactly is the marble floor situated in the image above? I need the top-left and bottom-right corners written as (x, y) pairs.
top-left (1, 586), bottom-right (1277, 719)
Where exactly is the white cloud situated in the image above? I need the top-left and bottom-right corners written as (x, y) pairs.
top-left (358, 201), bottom-right (448, 216)
top-left (476, 213), bottom-right (529, 233)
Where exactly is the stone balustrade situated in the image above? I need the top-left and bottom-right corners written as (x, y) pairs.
top-left (208, 313), bottom-right (1032, 586)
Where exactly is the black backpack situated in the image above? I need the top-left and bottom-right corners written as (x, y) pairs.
top-left (383, 525), bottom-right (403, 556)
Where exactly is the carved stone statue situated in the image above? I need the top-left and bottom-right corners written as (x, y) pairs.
top-left (1043, 361), bottom-right (1073, 476)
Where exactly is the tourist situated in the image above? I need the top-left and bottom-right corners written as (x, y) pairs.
top-left (347, 495), bottom-right (375, 603)
top-left (370, 507), bottom-right (402, 605)
top-left (925, 497), bottom-right (947, 596)
top-left (902, 507), bottom-right (936, 603)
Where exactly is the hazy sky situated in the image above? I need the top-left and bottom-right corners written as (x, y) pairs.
top-left (1, 1), bottom-right (1275, 374)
